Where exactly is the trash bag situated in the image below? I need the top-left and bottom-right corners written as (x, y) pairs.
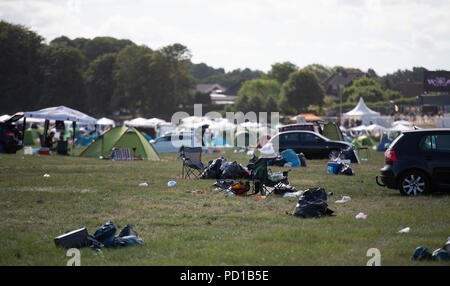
top-left (200, 157), bottom-right (226, 179)
top-left (92, 221), bottom-right (143, 248)
top-left (290, 187), bottom-right (334, 218)
top-left (93, 221), bottom-right (117, 247)
top-left (221, 161), bottom-right (249, 179)
top-left (411, 246), bottom-right (433, 261)
top-left (338, 162), bottom-right (354, 176)
top-left (432, 248), bottom-right (450, 261)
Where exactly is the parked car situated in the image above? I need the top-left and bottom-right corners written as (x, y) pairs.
top-left (376, 129), bottom-right (450, 196)
top-left (0, 113), bottom-right (24, 153)
top-left (266, 130), bottom-right (359, 163)
top-left (150, 132), bottom-right (204, 153)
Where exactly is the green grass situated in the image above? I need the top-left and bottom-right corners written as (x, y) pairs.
top-left (0, 148), bottom-right (449, 266)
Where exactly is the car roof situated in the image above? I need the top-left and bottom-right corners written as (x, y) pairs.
top-left (403, 128), bottom-right (450, 134)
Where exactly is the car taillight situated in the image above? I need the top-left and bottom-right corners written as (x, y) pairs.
top-left (5, 131), bottom-right (14, 137)
top-left (385, 150), bottom-right (397, 162)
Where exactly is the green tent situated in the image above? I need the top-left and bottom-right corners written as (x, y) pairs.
top-left (352, 135), bottom-right (375, 148)
top-left (23, 128), bottom-right (39, 146)
top-left (80, 126), bottom-right (159, 160)
top-left (322, 122), bottom-right (344, 141)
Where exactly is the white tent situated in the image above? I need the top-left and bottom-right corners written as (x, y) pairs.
top-left (23, 106), bottom-right (97, 155)
top-left (23, 106), bottom-right (97, 125)
top-left (392, 120), bottom-right (412, 127)
top-left (344, 97), bottom-right (381, 126)
top-left (97, 117), bottom-right (115, 127)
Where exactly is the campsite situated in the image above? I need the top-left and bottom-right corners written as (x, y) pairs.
top-left (1, 145), bottom-right (449, 265)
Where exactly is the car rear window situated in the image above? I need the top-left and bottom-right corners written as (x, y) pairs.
top-left (420, 134), bottom-right (450, 152)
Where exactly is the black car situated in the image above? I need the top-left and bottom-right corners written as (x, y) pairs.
top-left (376, 129), bottom-right (450, 196)
top-left (0, 113), bottom-right (24, 153)
top-left (267, 130), bottom-right (359, 163)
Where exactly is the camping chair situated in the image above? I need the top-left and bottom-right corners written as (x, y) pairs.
top-left (179, 146), bottom-right (204, 179)
top-left (111, 148), bottom-right (134, 161)
top-left (247, 157), bottom-right (290, 196)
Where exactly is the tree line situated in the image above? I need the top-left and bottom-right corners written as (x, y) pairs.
top-left (0, 20), bottom-right (428, 119)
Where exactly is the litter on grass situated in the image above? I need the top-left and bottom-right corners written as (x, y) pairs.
top-left (168, 181), bottom-right (176, 187)
top-left (139, 182), bottom-right (148, 187)
top-left (43, 174), bottom-right (50, 177)
top-left (398, 227), bottom-right (410, 233)
top-left (355, 212), bottom-right (367, 219)
top-left (335, 196), bottom-right (351, 203)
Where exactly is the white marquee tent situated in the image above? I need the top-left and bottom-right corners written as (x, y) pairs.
top-left (344, 97), bottom-right (381, 126)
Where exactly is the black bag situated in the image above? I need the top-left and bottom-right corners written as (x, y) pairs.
top-left (221, 161), bottom-right (248, 179)
top-left (291, 188), bottom-right (334, 218)
top-left (338, 162), bottom-right (354, 176)
top-left (200, 157), bottom-right (225, 179)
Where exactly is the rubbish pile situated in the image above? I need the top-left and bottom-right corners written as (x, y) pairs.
top-left (54, 221), bottom-right (143, 250)
top-left (200, 157), bottom-right (250, 180)
top-left (326, 161), bottom-right (354, 176)
top-left (288, 187), bottom-right (334, 218)
top-left (411, 236), bottom-right (450, 262)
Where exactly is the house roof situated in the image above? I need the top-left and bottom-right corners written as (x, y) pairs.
top-left (322, 72), bottom-right (366, 95)
top-left (196, 84), bottom-right (225, 94)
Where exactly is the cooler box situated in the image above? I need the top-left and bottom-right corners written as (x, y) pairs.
top-left (39, 148), bottom-right (50, 155)
top-left (326, 162), bottom-right (339, 174)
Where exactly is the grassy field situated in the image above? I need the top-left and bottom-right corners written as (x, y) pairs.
top-left (0, 147), bottom-right (449, 266)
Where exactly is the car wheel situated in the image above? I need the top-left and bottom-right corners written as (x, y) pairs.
top-left (398, 170), bottom-right (430, 196)
top-left (328, 149), bottom-right (340, 160)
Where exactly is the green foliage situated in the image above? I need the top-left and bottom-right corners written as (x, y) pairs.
top-left (279, 69), bottom-right (325, 114)
top-left (39, 44), bottom-right (87, 110)
top-left (383, 67), bottom-right (427, 84)
top-left (266, 61), bottom-right (298, 84)
top-left (0, 21), bottom-right (44, 112)
top-left (189, 63), bottom-right (264, 89)
top-left (342, 76), bottom-right (404, 103)
top-left (237, 78), bottom-right (281, 100)
top-left (303, 63), bottom-right (333, 82)
top-left (85, 53), bottom-right (117, 116)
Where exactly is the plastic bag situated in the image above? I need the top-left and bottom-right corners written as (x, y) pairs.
top-left (291, 188), bottom-right (334, 218)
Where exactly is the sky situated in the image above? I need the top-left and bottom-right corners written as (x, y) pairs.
top-left (1, 0), bottom-right (449, 76)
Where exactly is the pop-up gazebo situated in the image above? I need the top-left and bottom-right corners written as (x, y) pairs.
top-left (23, 106), bottom-right (97, 155)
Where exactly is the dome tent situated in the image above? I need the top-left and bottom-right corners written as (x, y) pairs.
top-left (80, 126), bottom-right (159, 160)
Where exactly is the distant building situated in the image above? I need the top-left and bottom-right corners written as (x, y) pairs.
top-left (393, 82), bottom-right (424, 98)
top-left (196, 82), bottom-right (240, 105)
top-left (196, 83), bottom-right (225, 95)
top-left (322, 71), bottom-right (366, 99)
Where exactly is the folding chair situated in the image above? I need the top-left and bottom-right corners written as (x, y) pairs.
top-left (112, 148), bottom-right (133, 161)
top-left (179, 146), bottom-right (204, 179)
top-left (247, 157), bottom-right (290, 196)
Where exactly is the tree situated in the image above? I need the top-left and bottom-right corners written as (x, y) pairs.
top-left (303, 64), bottom-right (333, 82)
top-left (0, 21), bottom-right (44, 113)
top-left (237, 78), bottom-right (281, 101)
top-left (279, 69), bottom-right (325, 113)
top-left (342, 76), bottom-right (401, 103)
top-left (247, 94), bottom-right (264, 114)
top-left (266, 61), bottom-right (298, 84)
top-left (39, 44), bottom-right (87, 110)
top-left (85, 53), bottom-right (117, 116)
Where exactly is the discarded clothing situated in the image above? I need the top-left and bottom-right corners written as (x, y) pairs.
top-left (271, 183), bottom-right (298, 196)
top-left (289, 187), bottom-right (334, 218)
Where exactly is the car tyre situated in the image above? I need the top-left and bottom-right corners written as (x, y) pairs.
top-left (398, 170), bottom-right (430, 196)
